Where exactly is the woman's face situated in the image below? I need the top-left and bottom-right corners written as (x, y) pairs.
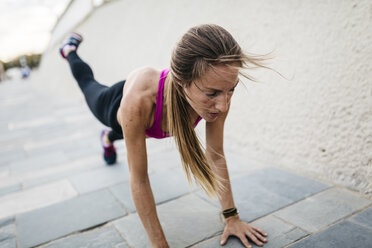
top-left (183, 64), bottom-right (239, 122)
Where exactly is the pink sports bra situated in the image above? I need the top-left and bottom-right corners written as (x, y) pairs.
top-left (145, 68), bottom-right (202, 139)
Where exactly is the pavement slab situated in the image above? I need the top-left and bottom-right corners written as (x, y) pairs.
top-left (109, 167), bottom-right (193, 213)
top-left (146, 149), bottom-right (182, 172)
top-left (16, 189), bottom-right (127, 248)
top-left (114, 194), bottom-right (223, 247)
top-left (348, 206), bottom-right (372, 229)
top-left (274, 187), bottom-right (371, 232)
top-left (40, 225), bottom-right (128, 248)
top-left (68, 161), bottom-right (130, 194)
top-left (0, 238), bottom-right (16, 248)
top-left (197, 167), bottom-right (330, 222)
top-left (0, 179), bottom-right (78, 220)
top-left (0, 217), bottom-right (16, 248)
top-left (193, 215), bottom-right (309, 248)
top-left (0, 217), bottom-right (15, 228)
top-left (0, 223), bottom-right (15, 242)
top-left (224, 153), bottom-right (270, 179)
top-left (0, 184), bottom-right (22, 197)
top-left (0, 147), bottom-right (27, 167)
top-left (288, 220), bottom-right (372, 248)
top-left (9, 150), bottom-right (69, 175)
top-left (20, 154), bottom-right (103, 189)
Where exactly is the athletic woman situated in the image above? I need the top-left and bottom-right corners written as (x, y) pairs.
top-left (59, 24), bottom-right (269, 248)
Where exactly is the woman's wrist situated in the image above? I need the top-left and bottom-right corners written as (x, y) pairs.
top-left (222, 207), bottom-right (239, 218)
top-left (225, 214), bottom-right (240, 224)
top-left (221, 207), bottom-right (240, 224)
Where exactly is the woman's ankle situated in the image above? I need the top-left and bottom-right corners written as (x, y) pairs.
top-left (104, 131), bottom-right (113, 146)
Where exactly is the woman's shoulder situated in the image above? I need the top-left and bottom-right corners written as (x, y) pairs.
top-left (129, 66), bottom-right (161, 87)
top-left (118, 66), bottom-right (161, 127)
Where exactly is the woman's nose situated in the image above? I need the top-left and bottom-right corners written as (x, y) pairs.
top-left (215, 94), bottom-right (229, 112)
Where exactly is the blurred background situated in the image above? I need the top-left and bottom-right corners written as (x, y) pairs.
top-left (1, 0), bottom-right (371, 197)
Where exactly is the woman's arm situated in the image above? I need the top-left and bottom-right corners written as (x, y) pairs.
top-left (205, 111), bottom-right (267, 248)
top-left (119, 96), bottom-right (169, 248)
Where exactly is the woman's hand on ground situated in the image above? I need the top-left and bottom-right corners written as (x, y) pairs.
top-left (220, 216), bottom-right (268, 248)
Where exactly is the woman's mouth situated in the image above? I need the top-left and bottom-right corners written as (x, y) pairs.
top-left (208, 112), bottom-right (219, 118)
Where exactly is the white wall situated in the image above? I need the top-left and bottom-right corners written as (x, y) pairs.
top-left (35, 0), bottom-right (372, 196)
top-left (47, 0), bottom-right (93, 50)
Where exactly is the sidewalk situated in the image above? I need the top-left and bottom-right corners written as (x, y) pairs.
top-left (0, 79), bottom-right (371, 248)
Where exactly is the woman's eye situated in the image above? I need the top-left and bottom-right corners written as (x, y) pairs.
top-left (206, 92), bottom-right (218, 97)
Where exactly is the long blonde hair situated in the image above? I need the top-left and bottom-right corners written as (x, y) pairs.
top-left (166, 24), bottom-right (271, 198)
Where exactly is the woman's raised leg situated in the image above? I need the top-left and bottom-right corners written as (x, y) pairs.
top-left (60, 33), bottom-right (124, 165)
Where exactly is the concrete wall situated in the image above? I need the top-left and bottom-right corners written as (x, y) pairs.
top-left (48, 0), bottom-right (93, 50)
top-left (35, 0), bottom-right (372, 196)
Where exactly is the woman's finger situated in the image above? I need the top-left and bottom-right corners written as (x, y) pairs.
top-left (253, 226), bottom-right (267, 236)
top-left (246, 231), bottom-right (264, 247)
top-left (252, 230), bottom-right (268, 243)
top-left (238, 234), bottom-right (253, 248)
top-left (220, 230), bottom-right (230, 246)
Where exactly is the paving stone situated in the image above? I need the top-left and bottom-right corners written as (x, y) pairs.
top-left (10, 150), bottom-right (69, 175)
top-left (63, 143), bottom-right (102, 161)
top-left (0, 184), bottom-right (21, 197)
top-left (114, 194), bottom-right (223, 247)
top-left (251, 215), bottom-right (309, 245)
top-left (0, 237), bottom-right (16, 248)
top-left (274, 187), bottom-right (371, 232)
top-left (145, 138), bottom-right (175, 157)
top-left (232, 185), bottom-right (294, 222)
top-left (16, 189), bottom-right (127, 248)
top-left (288, 220), bottom-right (372, 248)
top-left (196, 179), bottom-right (292, 222)
top-left (23, 134), bottom-right (93, 156)
top-left (68, 162), bottom-right (130, 194)
top-left (52, 105), bottom-right (88, 117)
top-left (0, 129), bottom-right (31, 144)
top-left (348, 206), bottom-right (372, 229)
top-left (8, 116), bottom-right (58, 131)
top-left (24, 127), bottom-right (99, 150)
top-left (0, 222), bottom-right (15, 242)
top-left (0, 175), bottom-right (20, 190)
top-left (0, 166), bottom-right (9, 177)
top-left (110, 168), bottom-right (193, 212)
top-left (147, 149), bottom-right (182, 172)
top-left (244, 167), bottom-right (330, 201)
top-left (193, 215), bottom-right (309, 248)
top-left (224, 153), bottom-right (269, 179)
top-left (40, 225), bottom-right (128, 248)
top-left (21, 155), bottom-right (103, 189)
top-left (0, 217), bottom-right (14, 228)
top-left (197, 167), bottom-right (329, 222)
top-left (0, 148), bottom-right (27, 166)
top-left (193, 236), bottom-right (245, 248)
top-left (0, 219), bottom-right (16, 247)
top-left (0, 179), bottom-right (78, 220)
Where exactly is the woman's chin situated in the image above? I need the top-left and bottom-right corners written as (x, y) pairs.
top-left (202, 112), bottom-right (219, 122)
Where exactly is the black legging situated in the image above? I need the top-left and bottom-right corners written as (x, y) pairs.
top-left (67, 51), bottom-right (123, 142)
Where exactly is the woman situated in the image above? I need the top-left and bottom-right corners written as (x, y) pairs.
top-left (60, 24), bottom-right (268, 248)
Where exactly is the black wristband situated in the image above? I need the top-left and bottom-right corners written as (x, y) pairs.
top-left (222, 207), bottom-right (239, 219)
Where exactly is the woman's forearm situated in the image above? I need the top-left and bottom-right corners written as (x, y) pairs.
top-left (130, 176), bottom-right (169, 248)
top-left (209, 156), bottom-right (236, 210)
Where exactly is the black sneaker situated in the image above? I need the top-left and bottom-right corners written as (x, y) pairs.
top-left (59, 32), bottom-right (83, 59)
top-left (100, 129), bottom-right (117, 165)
